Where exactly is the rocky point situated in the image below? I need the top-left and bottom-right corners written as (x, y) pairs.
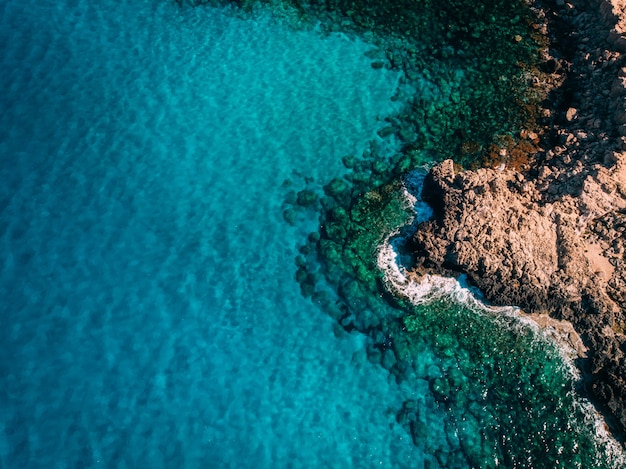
top-left (410, 0), bottom-right (626, 440)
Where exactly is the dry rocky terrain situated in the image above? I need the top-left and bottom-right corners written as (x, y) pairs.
top-left (410, 0), bottom-right (626, 439)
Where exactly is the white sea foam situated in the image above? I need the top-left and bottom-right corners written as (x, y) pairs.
top-left (378, 174), bottom-right (626, 466)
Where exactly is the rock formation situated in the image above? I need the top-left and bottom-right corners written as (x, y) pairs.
top-left (411, 0), bottom-right (626, 439)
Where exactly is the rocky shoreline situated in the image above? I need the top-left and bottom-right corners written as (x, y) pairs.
top-left (410, 0), bottom-right (626, 439)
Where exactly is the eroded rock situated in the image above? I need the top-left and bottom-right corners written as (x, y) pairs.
top-left (412, 151), bottom-right (626, 430)
top-left (410, 0), bottom-right (626, 439)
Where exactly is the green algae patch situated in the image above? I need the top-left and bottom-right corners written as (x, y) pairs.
top-left (187, 0), bottom-right (547, 168)
top-left (399, 299), bottom-right (616, 468)
top-left (340, 183), bottom-right (412, 271)
top-left (299, 176), bottom-right (413, 301)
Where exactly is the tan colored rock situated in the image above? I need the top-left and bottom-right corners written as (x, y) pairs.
top-left (408, 0), bottom-right (626, 440)
top-left (566, 107), bottom-right (578, 121)
top-left (413, 154), bottom-right (626, 435)
top-left (602, 0), bottom-right (626, 50)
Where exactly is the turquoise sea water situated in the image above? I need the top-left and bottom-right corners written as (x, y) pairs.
top-left (0, 0), bottom-right (622, 467)
top-left (0, 1), bottom-right (415, 466)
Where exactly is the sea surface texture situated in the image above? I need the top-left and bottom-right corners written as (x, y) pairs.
top-left (0, 0), bottom-right (621, 468)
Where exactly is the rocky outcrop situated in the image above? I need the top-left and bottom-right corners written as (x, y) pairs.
top-left (411, 0), bottom-right (626, 439)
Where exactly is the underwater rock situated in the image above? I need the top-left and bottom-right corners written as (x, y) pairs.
top-left (341, 155), bottom-right (356, 169)
top-left (296, 188), bottom-right (318, 207)
top-left (282, 208), bottom-right (297, 225)
top-left (323, 221), bottom-right (347, 242)
top-left (430, 377), bottom-right (451, 403)
top-left (323, 177), bottom-right (350, 206)
top-left (376, 126), bottom-right (395, 138)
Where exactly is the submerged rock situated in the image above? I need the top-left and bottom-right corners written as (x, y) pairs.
top-left (296, 188), bottom-right (318, 207)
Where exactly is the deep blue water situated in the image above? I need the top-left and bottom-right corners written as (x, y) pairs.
top-left (0, 1), bottom-right (427, 466)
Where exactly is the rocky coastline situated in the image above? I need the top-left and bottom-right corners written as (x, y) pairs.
top-left (204, 0), bottom-right (626, 458)
top-left (410, 0), bottom-right (626, 439)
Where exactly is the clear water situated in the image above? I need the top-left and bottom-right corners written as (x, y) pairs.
top-left (0, 1), bottom-right (427, 467)
top-left (0, 0), bottom-right (622, 468)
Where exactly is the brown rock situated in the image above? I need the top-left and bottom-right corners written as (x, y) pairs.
top-left (405, 0), bottom-right (626, 441)
top-left (412, 152), bottom-right (626, 435)
top-left (566, 107), bottom-right (578, 121)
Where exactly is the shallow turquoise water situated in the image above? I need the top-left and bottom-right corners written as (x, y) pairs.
top-left (0, 0), bottom-right (622, 467)
top-left (0, 1), bottom-right (425, 467)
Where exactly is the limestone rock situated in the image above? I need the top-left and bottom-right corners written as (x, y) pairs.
top-left (412, 151), bottom-right (626, 434)
top-left (408, 0), bottom-right (626, 439)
